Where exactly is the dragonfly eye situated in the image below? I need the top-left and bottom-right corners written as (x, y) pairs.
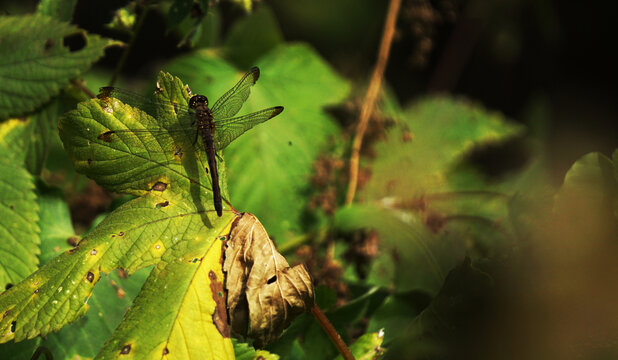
top-left (189, 95), bottom-right (208, 109)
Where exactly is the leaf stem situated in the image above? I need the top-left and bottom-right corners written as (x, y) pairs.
top-left (345, 0), bottom-right (401, 205)
top-left (108, 2), bottom-right (150, 86)
top-left (311, 303), bottom-right (355, 360)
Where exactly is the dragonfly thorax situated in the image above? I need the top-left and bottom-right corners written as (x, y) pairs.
top-left (189, 94), bottom-right (209, 110)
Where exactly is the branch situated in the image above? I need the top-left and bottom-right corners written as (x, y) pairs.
top-left (345, 0), bottom-right (402, 205)
top-left (311, 303), bottom-right (355, 360)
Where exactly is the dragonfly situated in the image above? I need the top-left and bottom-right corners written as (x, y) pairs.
top-left (96, 67), bottom-right (283, 217)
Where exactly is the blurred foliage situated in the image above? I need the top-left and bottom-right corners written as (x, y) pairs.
top-left (0, 0), bottom-right (616, 359)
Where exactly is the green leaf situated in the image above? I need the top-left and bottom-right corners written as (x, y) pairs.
top-left (234, 338), bottom-right (280, 360)
top-left (95, 233), bottom-right (233, 359)
top-left (554, 151), bottom-right (617, 217)
top-left (165, 44), bottom-right (350, 242)
top-left (1, 74), bottom-right (236, 359)
top-left (36, 182), bottom-right (75, 264)
top-left (0, 124), bottom-right (40, 290)
top-left (224, 5), bottom-right (284, 69)
top-left (167, 0), bottom-right (194, 32)
top-left (335, 204), bottom-right (467, 294)
top-left (334, 331), bottom-right (385, 360)
top-left (40, 268), bottom-right (149, 359)
top-left (363, 95), bottom-right (524, 201)
top-left (59, 71), bottom-right (230, 212)
top-left (37, 0), bottom-right (77, 22)
top-left (0, 15), bottom-right (119, 119)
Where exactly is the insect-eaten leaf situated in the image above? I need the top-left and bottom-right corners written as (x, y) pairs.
top-left (224, 213), bottom-right (314, 347)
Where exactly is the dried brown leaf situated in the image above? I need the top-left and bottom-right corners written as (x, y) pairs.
top-left (224, 213), bottom-right (314, 347)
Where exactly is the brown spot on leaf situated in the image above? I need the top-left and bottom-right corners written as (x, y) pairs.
top-left (162, 347), bottom-right (169, 355)
top-left (120, 344), bottom-right (131, 354)
top-left (97, 131), bottom-right (115, 142)
top-left (152, 182), bottom-right (167, 191)
top-left (67, 236), bottom-right (79, 247)
top-left (5, 283), bottom-right (13, 290)
top-left (156, 201), bottom-right (169, 209)
top-left (3, 310), bottom-right (10, 319)
top-left (209, 270), bottom-right (230, 338)
top-left (86, 272), bottom-right (95, 283)
top-left (118, 231), bottom-right (124, 237)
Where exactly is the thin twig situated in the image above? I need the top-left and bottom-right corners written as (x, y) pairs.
top-left (311, 303), bottom-right (355, 360)
top-left (345, 0), bottom-right (401, 205)
top-left (70, 79), bottom-right (95, 98)
top-left (108, 2), bottom-right (150, 87)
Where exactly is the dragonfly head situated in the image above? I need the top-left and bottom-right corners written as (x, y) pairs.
top-left (188, 95), bottom-right (208, 109)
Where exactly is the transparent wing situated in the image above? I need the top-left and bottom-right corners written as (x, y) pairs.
top-left (210, 67), bottom-right (260, 120)
top-left (213, 106), bottom-right (284, 150)
top-left (96, 87), bottom-right (200, 154)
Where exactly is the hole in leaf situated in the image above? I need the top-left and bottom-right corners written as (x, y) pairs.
top-left (192, 258), bottom-right (199, 263)
top-left (120, 344), bottom-right (131, 354)
top-left (218, 236), bottom-right (226, 241)
top-left (98, 131), bottom-right (115, 142)
top-left (9, 205), bottom-right (14, 210)
top-left (152, 182), bottom-right (167, 191)
top-left (86, 272), bottom-right (95, 283)
top-left (43, 38), bottom-right (54, 52)
top-left (118, 231), bottom-right (124, 237)
top-left (62, 32), bottom-right (86, 52)
top-left (173, 146), bottom-right (183, 159)
top-left (204, 167), bottom-right (209, 174)
top-left (5, 283), bottom-right (13, 290)
top-left (87, 159), bottom-right (93, 165)
top-left (267, 276), bottom-right (277, 284)
top-left (156, 201), bottom-right (170, 209)
top-left (218, 291), bottom-right (223, 298)
top-left (162, 347), bottom-right (169, 355)
top-left (10, 321), bottom-right (16, 333)
top-left (90, 249), bottom-right (98, 255)
top-left (33, 289), bottom-right (39, 294)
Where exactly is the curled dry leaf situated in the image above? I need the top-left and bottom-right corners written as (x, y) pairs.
top-left (224, 213), bottom-right (314, 347)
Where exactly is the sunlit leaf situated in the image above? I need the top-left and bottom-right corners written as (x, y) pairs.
top-left (165, 44), bottom-right (350, 243)
top-left (334, 331), bottom-right (385, 360)
top-left (0, 73), bottom-right (236, 359)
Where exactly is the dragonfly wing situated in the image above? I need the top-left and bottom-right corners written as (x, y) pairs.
top-left (213, 106), bottom-right (284, 150)
top-left (210, 67), bottom-right (260, 120)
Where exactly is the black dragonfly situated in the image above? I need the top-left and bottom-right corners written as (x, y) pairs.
top-left (96, 67), bottom-right (283, 217)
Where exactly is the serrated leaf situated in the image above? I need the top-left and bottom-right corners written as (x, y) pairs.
top-left (59, 71), bottom-right (231, 214)
top-left (96, 226), bottom-right (234, 359)
top-left (224, 213), bottom-right (314, 347)
top-left (165, 44), bottom-right (350, 242)
top-left (234, 338), bottom-right (280, 360)
top-left (334, 331), bottom-right (385, 360)
top-left (0, 15), bottom-right (119, 119)
top-left (0, 128), bottom-right (40, 290)
top-left (1, 74), bottom-right (237, 359)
